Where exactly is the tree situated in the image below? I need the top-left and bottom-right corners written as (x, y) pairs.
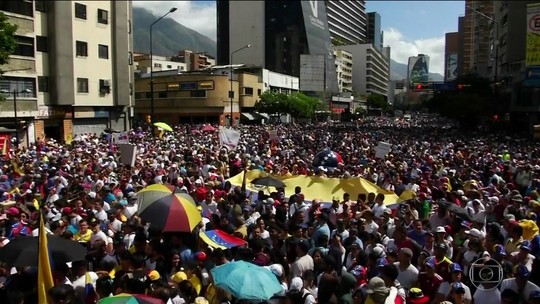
top-left (0, 12), bottom-right (17, 66)
top-left (366, 93), bottom-right (389, 110)
top-left (254, 91), bottom-right (289, 115)
top-left (286, 92), bottom-right (321, 119)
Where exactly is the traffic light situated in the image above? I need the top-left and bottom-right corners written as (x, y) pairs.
top-left (412, 83), bottom-right (433, 92)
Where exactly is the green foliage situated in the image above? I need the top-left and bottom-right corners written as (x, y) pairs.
top-left (0, 12), bottom-right (17, 65)
top-left (331, 37), bottom-right (347, 47)
top-left (366, 93), bottom-right (389, 110)
top-left (255, 91), bottom-right (321, 119)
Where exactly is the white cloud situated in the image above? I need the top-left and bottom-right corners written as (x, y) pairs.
top-left (383, 27), bottom-right (446, 75)
top-left (133, 1), bottom-right (217, 41)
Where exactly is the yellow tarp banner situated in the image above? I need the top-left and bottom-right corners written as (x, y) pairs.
top-left (227, 170), bottom-right (400, 205)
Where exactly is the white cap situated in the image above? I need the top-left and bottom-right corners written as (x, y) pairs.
top-left (465, 228), bottom-right (484, 239)
top-left (289, 277), bottom-right (303, 291)
top-left (436, 226), bottom-right (446, 233)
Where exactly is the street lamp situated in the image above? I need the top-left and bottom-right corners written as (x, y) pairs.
top-left (150, 7), bottom-right (177, 137)
top-left (229, 44), bottom-right (251, 126)
top-left (0, 88), bottom-right (32, 147)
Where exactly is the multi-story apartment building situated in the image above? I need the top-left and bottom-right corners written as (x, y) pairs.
top-left (173, 50), bottom-right (216, 71)
top-left (339, 44), bottom-right (390, 97)
top-left (0, 0), bottom-right (133, 144)
top-left (134, 53), bottom-right (187, 74)
top-left (461, 0), bottom-right (494, 77)
top-left (333, 48), bottom-right (353, 92)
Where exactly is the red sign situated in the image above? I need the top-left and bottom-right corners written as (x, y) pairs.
top-left (0, 134), bottom-right (10, 156)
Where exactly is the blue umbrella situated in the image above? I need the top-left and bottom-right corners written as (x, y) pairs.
top-left (210, 261), bottom-right (282, 300)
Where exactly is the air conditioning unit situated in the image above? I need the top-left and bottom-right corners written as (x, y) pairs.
top-left (103, 80), bottom-right (111, 87)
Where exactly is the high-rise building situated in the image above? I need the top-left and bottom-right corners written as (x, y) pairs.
top-left (216, 0), bottom-right (339, 93)
top-left (461, 0), bottom-right (494, 77)
top-left (333, 48), bottom-right (353, 92)
top-left (367, 12), bottom-right (383, 50)
top-left (457, 16), bottom-right (466, 77)
top-left (444, 32), bottom-right (459, 81)
top-left (325, 0), bottom-right (367, 45)
top-left (0, 0), bottom-right (134, 144)
top-left (339, 44), bottom-right (390, 97)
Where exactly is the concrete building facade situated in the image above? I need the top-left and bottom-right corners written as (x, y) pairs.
top-left (339, 44), bottom-right (390, 97)
top-left (333, 48), bottom-right (353, 93)
top-left (461, 0), bottom-right (494, 77)
top-left (444, 32), bottom-right (460, 81)
top-left (134, 54), bottom-right (187, 74)
top-left (0, 0), bottom-right (134, 144)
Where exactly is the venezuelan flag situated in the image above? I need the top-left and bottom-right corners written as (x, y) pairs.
top-left (37, 213), bottom-right (54, 303)
top-left (199, 229), bottom-right (246, 250)
top-left (84, 272), bottom-right (97, 304)
top-left (10, 160), bottom-right (24, 177)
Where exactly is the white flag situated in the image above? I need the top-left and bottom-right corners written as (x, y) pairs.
top-left (219, 127), bottom-right (241, 150)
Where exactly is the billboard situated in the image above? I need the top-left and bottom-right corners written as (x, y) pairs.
top-left (526, 3), bottom-right (540, 67)
top-left (446, 54), bottom-right (458, 81)
top-left (300, 54), bottom-right (326, 92)
top-left (300, 1), bottom-right (338, 93)
top-left (408, 55), bottom-right (430, 86)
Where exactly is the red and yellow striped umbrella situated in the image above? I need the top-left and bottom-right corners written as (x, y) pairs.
top-left (137, 184), bottom-right (201, 232)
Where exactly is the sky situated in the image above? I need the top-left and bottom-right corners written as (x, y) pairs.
top-left (133, 0), bottom-right (465, 75)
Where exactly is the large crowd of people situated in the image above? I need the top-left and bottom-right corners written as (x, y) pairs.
top-left (1, 115), bottom-right (540, 304)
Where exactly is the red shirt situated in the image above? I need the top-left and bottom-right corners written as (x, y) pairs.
top-left (418, 272), bottom-right (443, 301)
top-left (434, 256), bottom-right (452, 282)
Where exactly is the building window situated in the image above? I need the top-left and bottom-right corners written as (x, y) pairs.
top-left (77, 78), bottom-right (89, 93)
top-left (135, 92), bottom-right (144, 99)
top-left (145, 92), bottom-right (152, 98)
top-left (158, 92), bottom-right (167, 98)
top-left (97, 9), bottom-right (108, 24)
top-left (257, 89), bottom-right (261, 95)
top-left (190, 90), bottom-right (206, 98)
top-left (167, 65), bottom-right (172, 69)
top-left (76, 41), bottom-right (88, 57)
top-left (154, 63), bottom-right (161, 68)
top-left (35, 0), bottom-right (47, 13)
top-left (36, 36), bottom-right (48, 52)
top-left (0, 1), bottom-right (33, 17)
top-left (74, 3), bottom-right (87, 20)
top-left (98, 44), bottom-right (109, 59)
top-left (0, 77), bottom-right (36, 97)
top-left (243, 87), bottom-right (254, 96)
top-left (14, 36), bottom-right (34, 57)
top-left (99, 79), bottom-right (110, 94)
top-left (38, 76), bottom-right (49, 92)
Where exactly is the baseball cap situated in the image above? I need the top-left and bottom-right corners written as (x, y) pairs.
top-left (6, 207), bottom-right (19, 216)
top-left (465, 228), bottom-right (484, 239)
top-left (148, 270), bottom-right (161, 281)
top-left (452, 282), bottom-right (466, 293)
top-left (436, 226), bottom-right (446, 233)
top-left (520, 240), bottom-right (532, 252)
top-left (351, 265), bottom-right (366, 278)
top-left (450, 263), bottom-right (462, 273)
top-left (265, 264), bottom-right (284, 277)
top-left (494, 244), bottom-right (507, 256)
top-left (516, 265), bottom-right (530, 277)
top-left (366, 277), bottom-right (389, 294)
top-left (289, 277), bottom-right (303, 291)
top-left (424, 256), bottom-right (436, 268)
top-left (170, 271), bottom-right (188, 283)
top-left (376, 257), bottom-right (389, 268)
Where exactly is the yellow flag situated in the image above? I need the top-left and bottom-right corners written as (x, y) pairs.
top-left (37, 213), bottom-right (54, 303)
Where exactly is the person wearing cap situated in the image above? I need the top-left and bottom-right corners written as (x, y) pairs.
top-left (512, 240), bottom-right (536, 272)
top-left (449, 282), bottom-right (468, 304)
top-left (395, 247), bottom-right (419, 290)
top-left (417, 256), bottom-right (443, 302)
top-left (435, 226), bottom-right (454, 259)
top-left (407, 287), bottom-right (429, 304)
top-left (365, 276), bottom-right (390, 304)
top-left (434, 263), bottom-right (472, 304)
top-left (500, 265), bottom-right (540, 303)
top-left (433, 242), bottom-right (453, 282)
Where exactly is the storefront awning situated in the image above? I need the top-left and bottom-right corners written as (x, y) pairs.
top-left (241, 112), bottom-right (257, 120)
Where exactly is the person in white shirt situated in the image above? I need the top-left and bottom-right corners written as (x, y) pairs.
top-left (499, 265), bottom-right (540, 301)
top-left (93, 201), bottom-right (107, 222)
top-left (372, 195), bottom-right (386, 218)
top-left (511, 241), bottom-right (536, 272)
top-left (394, 248), bottom-right (419, 290)
top-left (89, 221), bottom-right (108, 246)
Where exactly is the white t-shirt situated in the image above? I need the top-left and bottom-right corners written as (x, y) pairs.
top-left (473, 285), bottom-right (501, 304)
top-left (90, 230), bottom-right (108, 246)
top-left (499, 278), bottom-right (540, 299)
top-left (394, 262), bottom-right (419, 290)
top-left (510, 252), bottom-right (535, 272)
top-left (437, 281), bottom-right (472, 301)
top-left (372, 204), bottom-right (386, 218)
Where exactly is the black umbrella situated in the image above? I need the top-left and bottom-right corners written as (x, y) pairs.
top-left (0, 235), bottom-right (87, 267)
top-left (438, 199), bottom-right (472, 221)
top-left (251, 176), bottom-right (286, 188)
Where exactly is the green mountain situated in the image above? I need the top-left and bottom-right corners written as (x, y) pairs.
top-left (132, 7), bottom-right (217, 57)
